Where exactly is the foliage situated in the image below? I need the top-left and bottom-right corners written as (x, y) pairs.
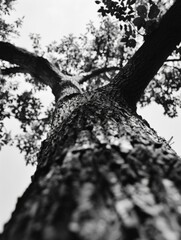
top-left (0, 0), bottom-right (181, 164)
top-left (46, 19), bottom-right (126, 82)
top-left (139, 63), bottom-right (181, 117)
top-left (0, 0), bottom-right (23, 40)
top-left (95, 0), bottom-right (174, 45)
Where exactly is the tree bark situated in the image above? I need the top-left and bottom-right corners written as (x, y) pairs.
top-left (1, 1), bottom-right (181, 239)
top-left (1, 90), bottom-right (181, 240)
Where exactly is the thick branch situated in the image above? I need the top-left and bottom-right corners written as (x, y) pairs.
top-left (1, 66), bottom-right (28, 75)
top-left (77, 66), bottom-right (120, 84)
top-left (0, 42), bottom-right (81, 98)
top-left (110, 0), bottom-right (181, 109)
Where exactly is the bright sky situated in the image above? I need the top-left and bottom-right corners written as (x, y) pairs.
top-left (11, 0), bottom-right (100, 48)
top-left (0, 0), bottom-right (181, 233)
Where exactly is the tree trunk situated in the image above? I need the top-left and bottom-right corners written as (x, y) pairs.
top-left (1, 2), bottom-right (181, 239)
top-left (1, 90), bottom-right (181, 240)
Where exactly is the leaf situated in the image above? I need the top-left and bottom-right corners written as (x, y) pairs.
top-left (133, 17), bottom-right (145, 30)
top-left (148, 4), bottom-right (160, 19)
top-left (145, 20), bottom-right (157, 34)
top-left (127, 0), bottom-right (136, 5)
top-left (121, 37), bottom-right (128, 42)
top-left (136, 5), bottom-right (147, 18)
top-left (126, 39), bottom-right (136, 48)
top-left (98, 6), bottom-right (107, 17)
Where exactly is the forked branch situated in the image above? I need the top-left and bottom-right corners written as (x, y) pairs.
top-left (0, 42), bottom-right (81, 99)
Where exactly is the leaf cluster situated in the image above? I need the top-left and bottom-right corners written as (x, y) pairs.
top-left (0, 0), bottom-right (23, 40)
top-left (0, 72), bottom-right (52, 164)
top-left (95, 0), bottom-right (174, 47)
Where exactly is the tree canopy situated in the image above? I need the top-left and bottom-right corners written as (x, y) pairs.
top-left (0, 0), bottom-right (181, 164)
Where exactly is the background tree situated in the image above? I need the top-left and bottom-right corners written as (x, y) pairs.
top-left (1, 0), bottom-right (181, 239)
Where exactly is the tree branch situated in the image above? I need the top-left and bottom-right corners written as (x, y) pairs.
top-left (109, 0), bottom-right (181, 110)
top-left (77, 66), bottom-right (120, 84)
top-left (0, 42), bottom-right (81, 99)
top-left (1, 66), bottom-right (28, 75)
top-left (165, 58), bottom-right (181, 62)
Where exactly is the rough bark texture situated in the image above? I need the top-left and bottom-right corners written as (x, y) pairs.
top-left (1, 1), bottom-right (181, 239)
top-left (1, 89), bottom-right (181, 240)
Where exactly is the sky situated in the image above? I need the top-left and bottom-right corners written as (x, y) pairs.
top-left (0, 0), bottom-right (181, 233)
